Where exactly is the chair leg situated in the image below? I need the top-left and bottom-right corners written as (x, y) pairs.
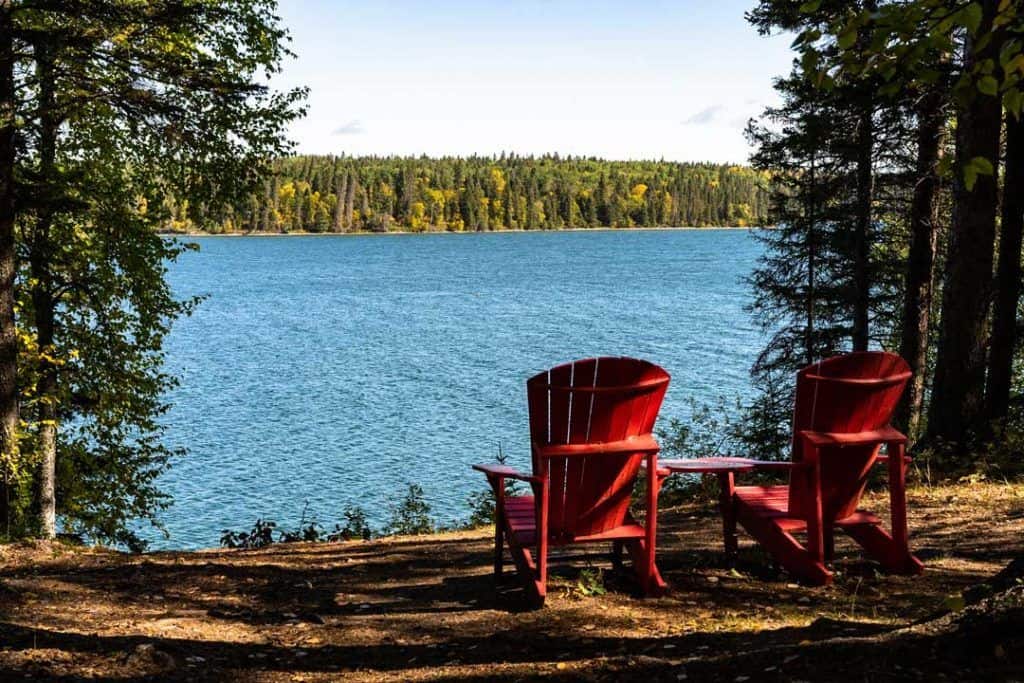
top-left (718, 472), bottom-right (739, 560)
top-left (493, 522), bottom-right (504, 579)
top-left (842, 523), bottom-right (924, 575)
top-left (625, 538), bottom-right (668, 596)
top-left (611, 540), bottom-right (624, 570)
top-left (737, 504), bottom-right (832, 585)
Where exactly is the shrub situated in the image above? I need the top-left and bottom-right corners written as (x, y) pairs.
top-left (384, 484), bottom-right (435, 536)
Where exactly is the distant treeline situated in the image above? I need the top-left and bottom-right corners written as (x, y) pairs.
top-left (166, 155), bottom-right (771, 233)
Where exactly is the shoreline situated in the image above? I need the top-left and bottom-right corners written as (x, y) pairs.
top-left (160, 225), bottom-right (762, 237)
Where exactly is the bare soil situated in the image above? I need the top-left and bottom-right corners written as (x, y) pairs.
top-left (1, 482), bottom-right (1022, 682)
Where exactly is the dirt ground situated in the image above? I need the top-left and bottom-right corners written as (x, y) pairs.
top-left (1, 481), bottom-right (1022, 682)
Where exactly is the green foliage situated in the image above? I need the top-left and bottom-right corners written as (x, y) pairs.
top-left (169, 156), bottom-right (772, 234)
top-left (0, 0), bottom-right (305, 546)
top-left (220, 504), bottom-right (376, 549)
top-left (384, 484), bottom-right (435, 536)
top-left (329, 506), bottom-right (374, 542)
top-left (221, 519), bottom-right (277, 550)
top-left (465, 444), bottom-right (521, 527)
top-left (573, 568), bottom-right (608, 598)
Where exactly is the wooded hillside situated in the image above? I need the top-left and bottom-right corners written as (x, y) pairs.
top-left (168, 156), bottom-right (771, 233)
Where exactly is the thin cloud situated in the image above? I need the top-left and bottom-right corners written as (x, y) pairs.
top-left (332, 120), bottom-right (366, 136)
top-left (682, 105), bottom-right (725, 126)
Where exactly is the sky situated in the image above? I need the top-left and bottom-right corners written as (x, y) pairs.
top-left (273, 0), bottom-right (795, 163)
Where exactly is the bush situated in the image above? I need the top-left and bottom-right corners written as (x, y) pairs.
top-left (384, 484), bottom-right (435, 536)
top-left (328, 506), bottom-right (374, 541)
top-left (220, 518), bottom-right (277, 549)
top-left (465, 444), bottom-right (521, 527)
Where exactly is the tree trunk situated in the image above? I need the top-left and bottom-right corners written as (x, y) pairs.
top-left (0, 0), bottom-right (19, 536)
top-left (806, 155), bottom-right (817, 367)
top-left (928, 2), bottom-right (1003, 445)
top-left (33, 38), bottom-right (58, 539)
top-left (852, 96), bottom-right (874, 352)
top-left (344, 176), bottom-right (356, 229)
top-left (333, 172), bottom-right (347, 232)
top-left (897, 85), bottom-right (945, 439)
top-left (986, 113), bottom-right (1024, 420)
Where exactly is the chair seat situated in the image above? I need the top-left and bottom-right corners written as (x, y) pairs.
top-left (501, 495), bottom-right (646, 546)
top-left (735, 485), bottom-right (881, 532)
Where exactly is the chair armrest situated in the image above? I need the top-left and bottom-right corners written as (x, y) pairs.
top-left (472, 463), bottom-right (543, 484)
top-left (875, 454), bottom-right (912, 465)
top-left (533, 434), bottom-right (660, 459)
top-left (799, 426), bottom-right (908, 447)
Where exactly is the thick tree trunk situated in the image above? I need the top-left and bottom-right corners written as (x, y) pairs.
top-left (928, 2), bottom-right (1003, 445)
top-left (0, 1), bottom-right (19, 536)
top-left (33, 291), bottom-right (56, 539)
top-left (897, 85), bottom-right (945, 439)
top-left (986, 113), bottom-right (1024, 420)
top-left (852, 101), bottom-right (874, 352)
top-left (33, 39), bottom-right (58, 539)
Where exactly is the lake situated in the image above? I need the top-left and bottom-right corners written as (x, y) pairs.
top-left (149, 229), bottom-right (765, 549)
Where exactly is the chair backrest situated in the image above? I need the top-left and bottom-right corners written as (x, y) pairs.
top-left (527, 357), bottom-right (669, 539)
top-left (787, 351), bottom-right (911, 521)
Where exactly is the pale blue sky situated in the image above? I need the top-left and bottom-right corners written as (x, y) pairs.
top-left (274, 1), bottom-right (794, 162)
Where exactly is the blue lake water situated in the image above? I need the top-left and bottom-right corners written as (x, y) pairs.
top-left (149, 229), bottom-right (765, 549)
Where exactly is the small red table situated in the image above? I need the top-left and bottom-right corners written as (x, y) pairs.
top-left (660, 457), bottom-right (762, 557)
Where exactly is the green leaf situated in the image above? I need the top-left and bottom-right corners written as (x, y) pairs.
top-left (1006, 54), bottom-right (1024, 76)
top-left (964, 156), bottom-right (995, 190)
top-left (971, 156), bottom-right (995, 175)
top-left (962, 2), bottom-right (983, 36)
top-left (1005, 88), bottom-right (1024, 117)
top-left (978, 75), bottom-right (999, 96)
top-left (837, 28), bottom-right (858, 50)
top-left (799, 0), bottom-right (822, 12)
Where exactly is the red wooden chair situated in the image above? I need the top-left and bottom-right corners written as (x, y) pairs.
top-left (720, 351), bottom-right (924, 585)
top-left (473, 357), bottom-right (671, 606)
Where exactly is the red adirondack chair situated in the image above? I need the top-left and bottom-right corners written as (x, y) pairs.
top-left (720, 351), bottom-right (924, 585)
top-left (473, 357), bottom-right (671, 606)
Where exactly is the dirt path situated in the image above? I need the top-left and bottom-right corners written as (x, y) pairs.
top-left (1, 482), bottom-right (1022, 681)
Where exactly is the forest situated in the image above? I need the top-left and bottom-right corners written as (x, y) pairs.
top-left (166, 156), bottom-right (772, 234)
top-left (692, 0), bottom-right (1024, 465)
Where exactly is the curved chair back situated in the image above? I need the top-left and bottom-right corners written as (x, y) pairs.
top-left (788, 351), bottom-right (911, 521)
top-left (527, 357), bottom-right (669, 538)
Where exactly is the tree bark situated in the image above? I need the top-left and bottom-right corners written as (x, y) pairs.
top-left (852, 94), bottom-right (874, 352)
top-left (32, 38), bottom-right (58, 539)
top-left (986, 113), bottom-right (1024, 420)
top-left (928, 1), bottom-right (1003, 445)
top-left (0, 0), bottom-right (19, 536)
top-left (851, 0), bottom-right (877, 353)
top-left (897, 84), bottom-right (946, 439)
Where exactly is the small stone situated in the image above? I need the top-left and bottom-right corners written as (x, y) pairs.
top-left (797, 596), bottom-right (811, 604)
top-left (582, 624), bottom-right (596, 631)
top-left (706, 576), bottom-right (720, 584)
top-left (736, 677), bottom-right (750, 682)
top-left (995, 644), bottom-right (1006, 659)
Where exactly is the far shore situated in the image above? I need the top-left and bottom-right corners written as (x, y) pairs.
top-left (160, 225), bottom-right (762, 237)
